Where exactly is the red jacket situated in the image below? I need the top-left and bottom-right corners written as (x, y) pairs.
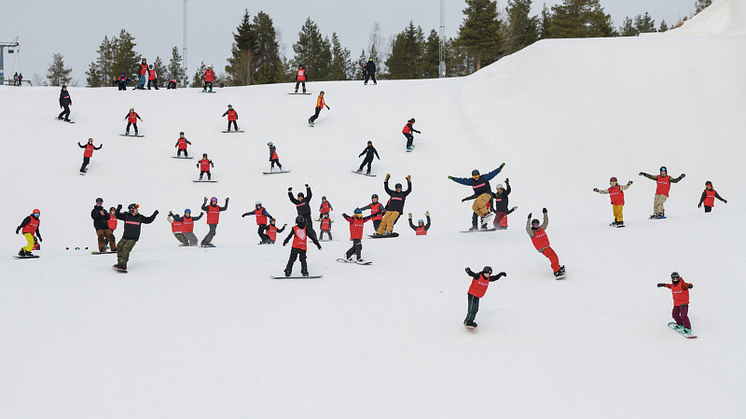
top-left (664, 280), bottom-right (692, 306)
top-left (108, 214), bottom-right (118, 230)
top-left (468, 273), bottom-right (492, 298)
top-left (204, 69), bottom-right (215, 82)
top-left (296, 68), bottom-right (306, 81)
top-left (530, 228), bottom-right (550, 251)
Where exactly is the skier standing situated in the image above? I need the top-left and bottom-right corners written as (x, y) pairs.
top-left (295, 64), bottom-right (307, 93)
top-left (639, 166), bottom-right (685, 219)
top-left (657, 271), bottom-right (694, 335)
top-left (242, 201), bottom-right (273, 244)
top-left (167, 212), bottom-right (189, 246)
top-left (357, 141), bottom-right (380, 175)
top-left (200, 196), bottom-right (229, 247)
top-left (463, 266), bottom-right (506, 328)
top-left (202, 66), bottom-right (215, 92)
top-left (402, 118), bottom-right (420, 151)
top-left (58, 85), bottom-right (72, 122)
top-left (91, 198), bottom-right (116, 253)
top-left (288, 184), bottom-right (315, 235)
top-left (175, 132), bottom-right (191, 157)
top-left (267, 142), bottom-right (283, 172)
top-left (308, 91), bottom-right (329, 126)
top-left (15, 209), bottom-right (42, 258)
top-left (342, 208), bottom-right (373, 262)
top-left (408, 212), bottom-right (431, 235)
top-left (197, 153), bottom-right (214, 180)
top-left (77, 138), bottom-right (102, 174)
top-left (376, 174), bottom-right (412, 235)
top-left (123, 108), bottom-right (143, 136)
top-left (526, 208), bottom-right (565, 278)
top-left (448, 164), bottom-right (505, 230)
top-left (593, 177), bottom-right (633, 227)
top-left (319, 212), bottom-right (333, 241)
top-left (147, 64), bottom-right (159, 90)
top-left (113, 203), bottom-right (158, 271)
top-left (282, 216), bottom-right (322, 277)
top-left (698, 181), bottom-right (727, 213)
top-left (492, 179), bottom-right (517, 230)
top-left (361, 194), bottom-right (386, 232)
top-left (222, 105), bottom-right (239, 132)
top-left (364, 57), bottom-right (377, 85)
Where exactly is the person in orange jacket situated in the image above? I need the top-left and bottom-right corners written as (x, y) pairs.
top-left (657, 271), bottom-right (694, 334)
top-left (698, 181), bottom-right (727, 213)
top-left (308, 91), bottom-right (329, 126)
top-left (526, 208), bottom-right (564, 278)
top-left (402, 118), bottom-right (421, 151)
top-left (593, 176), bottom-right (633, 227)
top-left (295, 64), bottom-right (307, 93)
top-left (463, 266), bottom-right (506, 328)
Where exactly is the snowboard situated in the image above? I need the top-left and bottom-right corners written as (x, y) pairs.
top-left (668, 322), bottom-right (697, 339)
top-left (201, 90), bottom-right (216, 94)
top-left (262, 170), bottom-right (291, 175)
top-left (352, 170), bottom-right (377, 177)
top-left (91, 251), bottom-right (116, 255)
top-left (13, 254), bottom-right (40, 259)
top-left (460, 228), bottom-right (497, 233)
top-left (172, 156), bottom-right (194, 159)
top-left (308, 124), bottom-right (315, 128)
top-left (336, 257), bottom-right (372, 265)
top-left (610, 222), bottom-right (626, 228)
top-left (368, 232), bottom-right (399, 238)
top-left (271, 274), bottom-right (322, 279)
top-left (112, 265), bottom-right (128, 273)
top-left (120, 133), bottom-right (145, 137)
top-left (649, 214), bottom-right (667, 219)
top-left (79, 171), bottom-right (87, 176)
top-left (193, 179), bottom-right (218, 183)
top-left (288, 92), bottom-right (312, 95)
top-left (200, 244), bottom-right (216, 248)
top-left (221, 130), bottom-right (245, 133)
top-left (55, 118), bottom-right (74, 123)
top-left (465, 324), bottom-right (477, 330)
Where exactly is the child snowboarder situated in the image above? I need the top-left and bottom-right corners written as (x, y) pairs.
top-left (357, 141), bottom-right (380, 175)
top-left (123, 108), bottom-right (143, 136)
top-left (15, 209), bottom-right (42, 258)
top-left (463, 266), bottom-right (507, 328)
top-left (175, 132), bottom-right (191, 157)
top-left (77, 138), bottom-right (102, 174)
top-left (319, 196), bottom-right (333, 220)
top-left (242, 201), bottom-right (273, 244)
top-left (402, 118), bottom-right (420, 151)
top-left (147, 64), bottom-right (158, 90)
top-left (492, 179), bottom-right (517, 230)
top-left (361, 194), bottom-right (386, 232)
top-left (593, 177), bottom-right (633, 227)
top-left (319, 212), bottom-right (333, 241)
top-left (116, 73), bottom-right (129, 91)
top-left (295, 64), bottom-right (307, 93)
top-left (222, 104), bottom-right (239, 131)
top-left (657, 271), bottom-right (694, 336)
top-left (197, 153), bottom-right (214, 180)
top-left (200, 196), bottom-right (229, 247)
top-left (167, 211), bottom-right (189, 246)
top-left (264, 218), bottom-right (287, 244)
top-left (526, 208), bottom-right (565, 278)
top-left (104, 206), bottom-right (118, 250)
top-left (342, 208), bottom-right (373, 262)
top-left (308, 91), bottom-right (329, 126)
top-left (639, 166), bottom-right (685, 219)
top-left (114, 203), bottom-right (158, 271)
top-left (91, 198), bottom-right (116, 253)
top-left (282, 216), bottom-right (322, 276)
top-left (448, 164), bottom-right (505, 230)
top-left (288, 184), bottom-right (315, 235)
top-left (376, 174), bottom-right (412, 235)
top-left (179, 209), bottom-right (203, 246)
top-left (408, 212), bottom-right (431, 235)
top-left (203, 66), bottom-right (215, 92)
top-left (698, 181), bottom-right (727, 213)
top-left (267, 142), bottom-right (283, 172)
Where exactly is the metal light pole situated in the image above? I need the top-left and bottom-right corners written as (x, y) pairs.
top-left (439, 0), bottom-right (446, 78)
top-left (183, 0), bottom-right (188, 87)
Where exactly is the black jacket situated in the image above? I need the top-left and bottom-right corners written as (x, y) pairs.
top-left (91, 205), bottom-right (109, 231)
top-left (492, 182), bottom-right (512, 213)
top-left (115, 205), bottom-right (158, 241)
top-left (289, 186), bottom-right (313, 216)
top-left (59, 89), bottom-right (72, 107)
top-left (359, 145), bottom-right (380, 161)
top-left (384, 179), bottom-right (412, 213)
top-left (365, 60), bottom-right (376, 74)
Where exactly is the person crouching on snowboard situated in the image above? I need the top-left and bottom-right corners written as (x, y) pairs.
top-left (657, 271), bottom-right (694, 335)
top-left (16, 209), bottom-right (42, 257)
top-left (408, 212), bottom-right (431, 235)
top-left (114, 203), bottom-right (158, 271)
top-left (463, 266), bottom-right (506, 328)
top-left (264, 218), bottom-right (287, 245)
top-left (376, 174), bottom-right (412, 235)
top-left (698, 181), bottom-right (727, 213)
top-left (593, 177), bottom-right (633, 227)
top-left (342, 208), bottom-right (373, 262)
top-left (282, 216), bottom-right (322, 277)
top-left (179, 209), bottom-right (203, 246)
top-left (167, 211), bottom-right (189, 246)
top-left (526, 208), bottom-right (564, 278)
top-left (448, 164), bottom-right (505, 230)
top-left (492, 179), bottom-right (516, 230)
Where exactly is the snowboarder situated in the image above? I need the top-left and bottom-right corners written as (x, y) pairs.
top-left (288, 184), bottom-right (315, 235)
top-left (202, 66), bottom-right (215, 92)
top-left (361, 194), bottom-right (386, 232)
top-left (167, 79), bottom-right (177, 89)
top-left (175, 132), bottom-right (191, 157)
top-left (463, 266), bottom-right (507, 328)
top-left (308, 91), bottom-right (329, 126)
top-left (116, 72), bottom-right (129, 91)
top-left (342, 208), bottom-right (373, 262)
top-left (264, 218), bottom-right (287, 245)
top-left (58, 85), bottom-right (72, 122)
top-left (698, 181), bottom-right (727, 213)
top-left (103, 206), bottom-right (118, 250)
top-left (282, 215), bottom-right (322, 277)
top-left (178, 209), bottom-right (203, 246)
top-left (200, 196), bottom-right (229, 247)
top-left (136, 58), bottom-right (148, 89)
top-left (319, 212), bottom-right (333, 241)
top-left (91, 198), bottom-right (116, 253)
top-left (167, 211), bottom-right (189, 246)
top-left (448, 164), bottom-right (505, 230)
top-left (593, 177), bottom-right (633, 227)
top-left (402, 118), bottom-right (420, 151)
top-left (408, 212), bottom-right (431, 235)
top-left (639, 166), bottom-right (685, 219)
top-left (295, 64), bottom-right (307, 93)
top-left (319, 196), bottom-right (333, 220)
top-left (242, 201), bottom-right (273, 244)
top-left (492, 179), bottom-right (516, 230)
top-left (147, 64), bottom-right (159, 90)
top-left (15, 209), bottom-right (42, 258)
top-left (267, 142), bottom-right (283, 172)
top-left (376, 174), bottom-right (412, 235)
top-left (113, 203), bottom-right (158, 271)
top-left (197, 153), bottom-right (214, 180)
top-left (222, 104), bottom-right (239, 131)
top-left (123, 108), bottom-right (143, 136)
top-left (357, 141), bottom-right (380, 175)
top-left (526, 208), bottom-right (564, 278)
top-left (77, 138), bottom-right (102, 174)
top-left (657, 271), bottom-right (694, 335)
top-left (364, 57), bottom-right (377, 85)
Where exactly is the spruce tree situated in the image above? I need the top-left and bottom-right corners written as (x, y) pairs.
top-left (329, 33), bottom-right (352, 80)
top-left (695, 0), bottom-right (712, 14)
top-left (619, 17), bottom-right (637, 36)
top-left (225, 10), bottom-right (257, 86)
top-left (113, 29), bottom-right (141, 81)
top-left (457, 0), bottom-right (502, 71)
top-left (386, 21), bottom-right (426, 79)
top-left (253, 11), bottom-right (281, 84)
top-left (367, 23), bottom-right (386, 77)
top-left (504, 0), bottom-right (539, 55)
top-left (167, 46), bottom-right (186, 83)
top-left (152, 56), bottom-right (166, 87)
top-left (422, 30), bottom-right (442, 78)
top-left (192, 62), bottom-right (207, 87)
top-left (85, 61), bottom-right (102, 87)
top-left (659, 20), bottom-right (669, 32)
top-left (539, 4), bottom-right (551, 39)
top-left (93, 35), bottom-right (116, 86)
top-left (634, 12), bottom-right (656, 34)
top-left (292, 17), bottom-right (332, 81)
top-left (545, 0), bottom-right (614, 38)
top-left (46, 53), bottom-right (72, 86)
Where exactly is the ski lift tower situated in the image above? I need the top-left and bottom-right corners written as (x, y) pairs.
top-left (0, 37), bottom-right (20, 85)
top-left (439, 0), bottom-right (446, 78)
top-left (182, 0), bottom-right (188, 87)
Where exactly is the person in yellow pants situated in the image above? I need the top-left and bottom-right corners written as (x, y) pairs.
top-left (16, 209), bottom-right (42, 257)
top-left (593, 177), bottom-right (633, 227)
top-left (448, 164), bottom-right (505, 230)
top-left (376, 174), bottom-right (412, 235)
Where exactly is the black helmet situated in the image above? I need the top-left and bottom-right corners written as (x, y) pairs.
top-left (96, 197), bottom-right (104, 204)
top-left (295, 216), bottom-right (305, 226)
top-left (371, 194), bottom-right (379, 200)
top-left (671, 271), bottom-right (680, 280)
top-left (128, 203), bottom-right (139, 211)
top-left (395, 183), bottom-right (403, 190)
top-left (409, 118), bottom-right (415, 123)
top-left (531, 219), bottom-right (540, 229)
top-left (472, 169), bottom-right (480, 177)
top-left (483, 266), bottom-right (493, 274)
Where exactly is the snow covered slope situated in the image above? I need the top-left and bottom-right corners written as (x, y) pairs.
top-left (1, 5), bottom-right (745, 417)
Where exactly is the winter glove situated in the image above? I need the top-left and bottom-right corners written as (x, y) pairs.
top-left (385, 173), bottom-right (390, 181)
top-left (593, 188), bottom-right (599, 192)
top-left (242, 213), bottom-right (247, 218)
top-left (527, 213), bottom-right (532, 219)
top-left (304, 184), bottom-right (309, 188)
top-left (639, 172), bottom-right (645, 176)
top-left (461, 197), bottom-right (468, 202)
top-left (542, 208), bottom-right (547, 214)
top-left (448, 176), bottom-right (454, 180)
top-left (117, 204), bottom-right (123, 211)
top-left (282, 224), bottom-right (287, 228)
top-left (724, 199), bottom-right (728, 204)
top-left (499, 163), bottom-right (505, 170)
top-left (687, 284), bottom-right (693, 289)
top-left (15, 226), bottom-right (20, 234)
top-left (225, 198), bottom-right (230, 203)
top-left (698, 203), bottom-right (702, 208)
top-left (505, 178), bottom-right (510, 185)
top-left (326, 106), bottom-right (330, 110)
top-left (408, 213), bottom-right (412, 219)
top-left (425, 211), bottom-right (429, 217)
top-left (283, 241), bottom-right (287, 247)
top-left (465, 267), bottom-right (473, 275)
top-left (657, 283), bottom-right (665, 287)
top-left (200, 212), bottom-right (204, 216)
top-left (627, 181), bottom-right (633, 185)
top-left (153, 210), bottom-right (159, 215)
top-left (203, 197), bottom-right (208, 203)
top-left (406, 175), bottom-right (411, 182)
top-left (317, 244), bottom-right (322, 250)
top-left (288, 187), bottom-right (293, 192)
top-left (680, 173), bottom-right (686, 179)
top-left (169, 211), bottom-right (173, 216)
top-left (496, 272), bottom-right (507, 279)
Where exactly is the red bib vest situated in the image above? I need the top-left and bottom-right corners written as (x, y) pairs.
top-left (22, 218), bottom-right (39, 235)
top-left (369, 202), bottom-right (384, 220)
top-left (531, 228), bottom-right (550, 251)
top-left (468, 273), bottom-right (491, 298)
top-left (297, 69), bottom-right (306, 81)
top-left (227, 110), bottom-right (237, 121)
top-left (171, 219), bottom-right (183, 233)
top-left (608, 184), bottom-right (625, 206)
top-left (177, 137), bottom-right (189, 149)
top-left (348, 216), bottom-right (366, 240)
top-left (656, 175), bottom-right (672, 196)
top-left (321, 218), bottom-right (331, 231)
top-left (704, 189), bottom-right (717, 207)
top-left (128, 112), bottom-right (138, 123)
top-left (268, 225), bottom-right (278, 242)
top-left (292, 226), bottom-right (308, 250)
top-left (182, 216), bottom-right (194, 233)
top-left (199, 159), bottom-right (211, 171)
top-left (206, 205), bottom-right (220, 224)
top-left (108, 214), bottom-right (118, 230)
top-left (83, 143), bottom-right (95, 158)
top-left (416, 225), bottom-right (427, 235)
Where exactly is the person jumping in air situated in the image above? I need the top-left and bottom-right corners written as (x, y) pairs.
top-left (308, 91), bottom-right (329, 126)
top-left (167, 211), bottom-right (189, 246)
top-left (203, 66), bottom-right (215, 92)
top-left (288, 184), bottom-right (315, 235)
top-left (16, 209), bottom-right (42, 258)
top-left (77, 138), bottom-right (102, 174)
top-left (282, 216), bottom-right (322, 277)
top-left (222, 104), bottom-right (239, 131)
top-left (526, 208), bottom-right (564, 278)
top-left (242, 201), bottom-right (273, 244)
top-left (113, 203), bottom-right (158, 271)
top-left (657, 271), bottom-right (694, 336)
top-left (402, 118), bottom-right (420, 151)
top-left (342, 208), bottom-right (373, 262)
top-left (462, 266), bottom-right (507, 328)
top-left (267, 142), bottom-right (283, 172)
top-left (492, 179), bottom-right (517, 230)
top-left (264, 218), bottom-right (287, 245)
top-left (91, 198), bottom-right (116, 253)
top-left (319, 212), bottom-right (333, 241)
top-left (448, 164), bottom-right (505, 230)
top-left (593, 177), bottom-right (633, 227)
top-left (200, 196), bottom-right (229, 247)
top-left (197, 153), bottom-right (214, 180)
top-left (295, 64), bottom-right (307, 93)
top-left (175, 132), bottom-right (191, 157)
top-left (361, 194), bottom-right (386, 233)
top-left (639, 166), bottom-right (685, 219)
top-left (698, 181), bottom-right (727, 213)
top-left (178, 209), bottom-right (203, 246)
top-left (408, 212), bottom-right (431, 235)
top-left (319, 196), bottom-right (333, 220)
top-left (357, 141), bottom-right (380, 175)
top-left (376, 174), bottom-right (412, 235)
top-left (124, 108), bottom-right (143, 136)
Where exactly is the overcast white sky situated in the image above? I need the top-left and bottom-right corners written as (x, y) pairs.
top-left (1, 0), bottom-right (699, 84)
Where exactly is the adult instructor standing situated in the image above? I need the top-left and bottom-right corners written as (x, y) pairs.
top-left (113, 203), bottom-right (158, 272)
top-left (58, 85), bottom-right (72, 122)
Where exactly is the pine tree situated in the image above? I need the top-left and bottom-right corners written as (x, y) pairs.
top-left (113, 29), bottom-right (141, 81)
top-left (167, 46), bottom-right (186, 83)
top-left (422, 30), bottom-right (442, 78)
top-left (152, 56), bottom-right (166, 87)
top-left (192, 62), bottom-right (207, 87)
top-left (619, 17), bottom-right (638, 36)
top-left (504, 0), bottom-right (539, 55)
top-left (292, 17), bottom-right (332, 81)
top-left (46, 53), bottom-right (72, 86)
top-left (329, 32), bottom-right (352, 80)
top-left (695, 0), bottom-right (712, 14)
top-left (253, 11), bottom-right (281, 84)
top-left (85, 61), bottom-right (102, 87)
top-left (545, 0), bottom-right (614, 38)
top-left (659, 19), bottom-right (669, 32)
top-left (226, 10), bottom-right (257, 86)
top-left (457, 0), bottom-right (502, 71)
top-left (386, 21), bottom-right (426, 79)
top-left (93, 35), bottom-right (116, 87)
top-left (539, 4), bottom-right (551, 39)
top-left (634, 12), bottom-right (656, 34)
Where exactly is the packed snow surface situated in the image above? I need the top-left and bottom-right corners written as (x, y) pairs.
top-left (1, 4), bottom-right (745, 416)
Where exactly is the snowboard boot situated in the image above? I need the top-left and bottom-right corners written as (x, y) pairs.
top-left (617, 221), bottom-right (624, 227)
top-left (465, 320), bottom-right (478, 328)
top-left (301, 271), bottom-right (309, 277)
top-left (125, 131), bottom-right (130, 136)
top-left (18, 249), bottom-right (25, 257)
top-left (682, 328), bottom-right (692, 335)
top-left (284, 270), bottom-right (291, 277)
